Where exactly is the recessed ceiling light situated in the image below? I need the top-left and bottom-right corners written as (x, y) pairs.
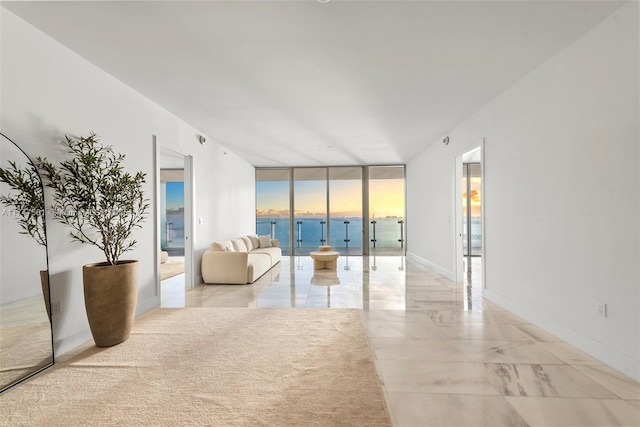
top-left (318, 0), bottom-right (330, 3)
top-left (327, 145), bottom-right (334, 149)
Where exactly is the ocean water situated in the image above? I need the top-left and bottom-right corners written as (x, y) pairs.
top-left (463, 216), bottom-right (483, 253)
top-left (163, 215), bottom-right (185, 248)
top-left (164, 214), bottom-right (480, 253)
top-left (256, 217), bottom-right (405, 250)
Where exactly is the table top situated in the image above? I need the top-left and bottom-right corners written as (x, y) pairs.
top-left (309, 251), bottom-right (340, 257)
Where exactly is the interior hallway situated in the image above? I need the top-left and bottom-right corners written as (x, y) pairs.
top-left (163, 256), bottom-right (640, 426)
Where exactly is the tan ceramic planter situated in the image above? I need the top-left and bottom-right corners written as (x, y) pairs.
top-left (83, 260), bottom-right (139, 347)
top-left (40, 270), bottom-right (51, 322)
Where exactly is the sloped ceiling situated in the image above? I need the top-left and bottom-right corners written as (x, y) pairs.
top-left (2, 0), bottom-right (626, 166)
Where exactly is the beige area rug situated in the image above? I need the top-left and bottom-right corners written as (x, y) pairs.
top-left (160, 256), bottom-right (185, 280)
top-left (0, 308), bottom-right (391, 426)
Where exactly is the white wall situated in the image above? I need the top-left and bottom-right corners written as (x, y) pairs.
top-left (0, 9), bottom-right (256, 355)
top-left (191, 142), bottom-right (256, 285)
top-left (407, 3), bottom-right (639, 380)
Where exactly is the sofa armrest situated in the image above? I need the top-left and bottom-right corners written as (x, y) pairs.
top-left (270, 239), bottom-right (280, 247)
top-left (201, 250), bottom-right (249, 284)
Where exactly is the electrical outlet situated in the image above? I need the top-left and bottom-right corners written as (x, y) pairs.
top-left (597, 303), bottom-right (607, 318)
top-left (52, 301), bottom-right (61, 316)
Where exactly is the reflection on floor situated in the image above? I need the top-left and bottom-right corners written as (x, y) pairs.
top-left (464, 255), bottom-right (483, 288)
top-left (161, 273), bottom-right (185, 308)
top-left (163, 256), bottom-right (639, 426)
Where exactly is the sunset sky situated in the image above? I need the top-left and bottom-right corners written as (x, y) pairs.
top-left (369, 179), bottom-right (405, 218)
top-left (462, 177), bottom-right (482, 217)
top-left (257, 178), bottom-right (404, 218)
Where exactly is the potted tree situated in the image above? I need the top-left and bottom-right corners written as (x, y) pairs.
top-left (0, 152), bottom-right (50, 319)
top-left (37, 132), bottom-right (149, 347)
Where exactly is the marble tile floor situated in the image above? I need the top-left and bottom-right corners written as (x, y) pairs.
top-left (163, 256), bottom-right (640, 426)
top-left (0, 295), bottom-right (49, 325)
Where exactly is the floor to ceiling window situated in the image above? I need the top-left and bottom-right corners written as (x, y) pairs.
top-left (329, 167), bottom-right (363, 255)
top-left (368, 166), bottom-right (406, 255)
top-left (256, 165), bottom-right (405, 256)
top-left (293, 168), bottom-right (328, 255)
top-left (256, 169), bottom-right (291, 255)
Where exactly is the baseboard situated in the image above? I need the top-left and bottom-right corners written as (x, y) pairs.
top-left (53, 327), bottom-right (93, 360)
top-left (483, 289), bottom-right (640, 382)
top-left (406, 252), bottom-right (455, 281)
top-left (136, 296), bottom-right (160, 316)
top-left (53, 296), bottom-right (160, 360)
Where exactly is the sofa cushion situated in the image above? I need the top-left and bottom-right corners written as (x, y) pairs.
top-left (223, 240), bottom-right (235, 252)
top-left (258, 235), bottom-right (272, 248)
top-left (251, 246), bottom-right (282, 266)
top-left (241, 236), bottom-right (253, 252)
top-left (211, 242), bottom-right (226, 251)
top-left (232, 238), bottom-right (248, 253)
top-left (248, 235), bottom-right (260, 249)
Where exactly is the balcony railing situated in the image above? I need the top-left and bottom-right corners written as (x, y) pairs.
top-left (257, 218), bottom-right (406, 255)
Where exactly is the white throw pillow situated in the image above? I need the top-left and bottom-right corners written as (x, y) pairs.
top-left (223, 240), bottom-right (235, 252)
top-left (241, 236), bottom-right (253, 252)
top-left (232, 239), bottom-right (248, 253)
top-left (248, 235), bottom-right (260, 249)
top-left (258, 235), bottom-right (272, 248)
top-left (210, 242), bottom-right (226, 251)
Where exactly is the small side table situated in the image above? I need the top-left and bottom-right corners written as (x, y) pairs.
top-left (310, 246), bottom-right (340, 270)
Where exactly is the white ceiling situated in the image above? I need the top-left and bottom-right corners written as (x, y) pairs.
top-left (3, 1), bottom-right (625, 167)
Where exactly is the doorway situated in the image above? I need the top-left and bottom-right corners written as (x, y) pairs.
top-left (455, 145), bottom-right (484, 302)
top-left (155, 140), bottom-right (194, 308)
top-left (462, 162), bottom-right (482, 258)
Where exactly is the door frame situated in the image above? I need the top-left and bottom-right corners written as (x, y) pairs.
top-left (454, 139), bottom-right (486, 288)
top-left (154, 137), bottom-right (195, 295)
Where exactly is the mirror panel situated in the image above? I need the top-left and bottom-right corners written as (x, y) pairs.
top-left (0, 132), bottom-right (53, 393)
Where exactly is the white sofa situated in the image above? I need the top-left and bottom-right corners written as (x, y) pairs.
top-left (201, 235), bottom-right (282, 284)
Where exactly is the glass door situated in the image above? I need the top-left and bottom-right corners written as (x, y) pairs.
top-left (293, 168), bottom-right (327, 255)
top-left (256, 169), bottom-right (291, 255)
top-left (329, 167), bottom-right (363, 255)
top-left (255, 165), bottom-right (406, 256)
top-left (161, 175), bottom-right (185, 257)
top-left (462, 163), bottom-right (482, 256)
top-left (368, 166), bottom-right (406, 255)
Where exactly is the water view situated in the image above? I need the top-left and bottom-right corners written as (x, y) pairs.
top-left (257, 216), bottom-right (406, 254)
